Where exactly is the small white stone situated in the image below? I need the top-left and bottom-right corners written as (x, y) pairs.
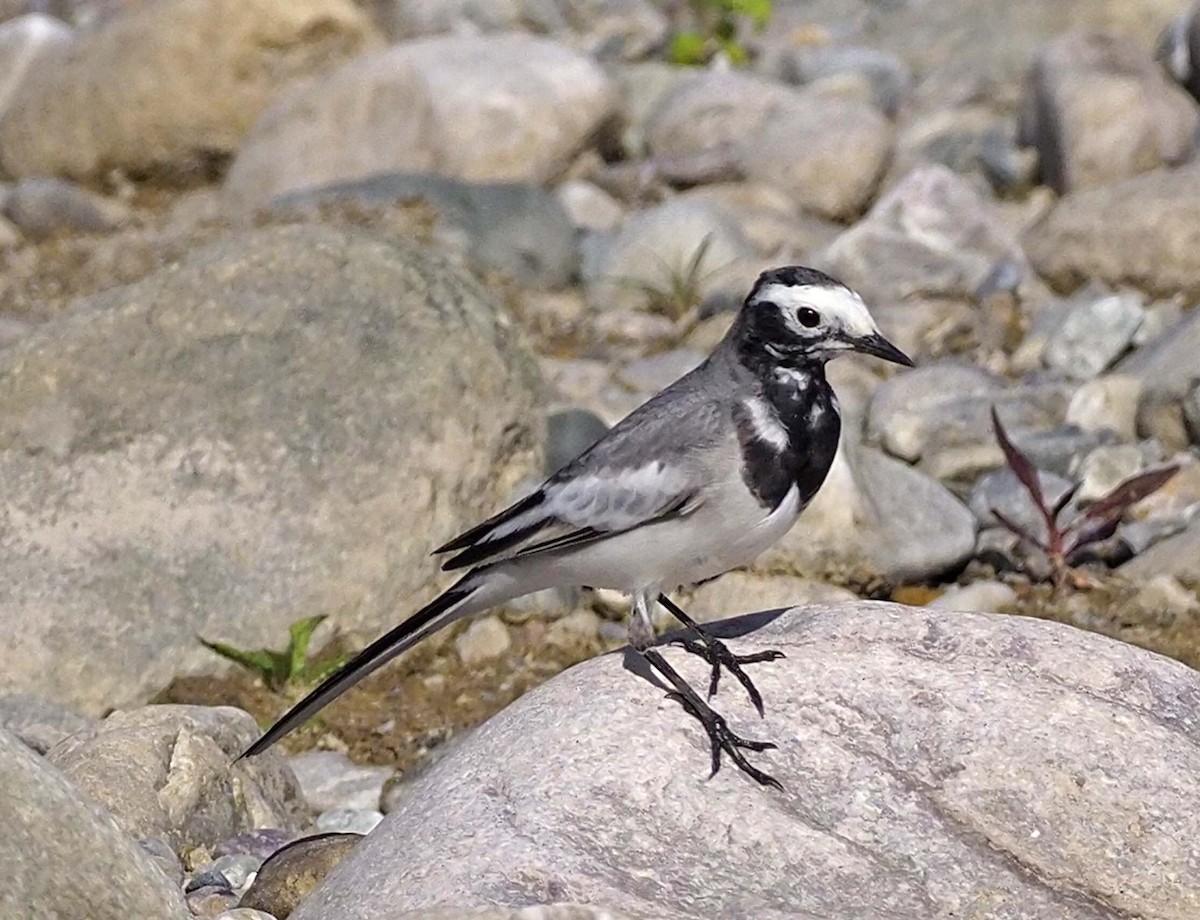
top-left (930, 581), bottom-right (1018, 613)
top-left (454, 615), bottom-right (512, 665)
top-left (1137, 574), bottom-right (1199, 618)
top-left (314, 808), bottom-right (383, 835)
top-left (1066, 375), bottom-right (1142, 442)
top-left (1075, 445), bottom-right (1145, 503)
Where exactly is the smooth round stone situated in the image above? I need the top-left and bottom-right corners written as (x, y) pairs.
top-left (210, 853), bottom-right (264, 892)
top-left (546, 409), bottom-right (609, 475)
top-left (314, 809), bottom-right (384, 835)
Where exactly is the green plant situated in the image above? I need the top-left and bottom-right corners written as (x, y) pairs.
top-left (989, 408), bottom-right (1178, 588)
top-left (615, 235), bottom-right (724, 322)
top-left (669, 0), bottom-right (773, 66)
top-left (200, 615), bottom-right (347, 692)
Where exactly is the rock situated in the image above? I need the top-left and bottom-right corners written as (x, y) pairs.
top-left (0, 0), bottom-right (375, 179)
top-left (240, 833), bottom-right (361, 920)
top-left (615, 349), bottom-right (704, 396)
top-left (545, 409), bottom-right (608, 475)
top-left (543, 608), bottom-right (603, 652)
top-left (290, 603), bottom-right (1200, 920)
top-left (187, 885), bottom-right (240, 918)
top-left (760, 441), bottom-right (977, 584)
top-left (683, 572), bottom-right (856, 625)
top-left (315, 808), bottom-right (384, 835)
top-left (383, 910), bottom-right (631, 920)
top-left (978, 123), bottom-right (1039, 196)
top-left (867, 362), bottom-right (1001, 462)
top-left (1020, 30), bottom-right (1199, 193)
top-left (929, 580), bottom-right (1018, 612)
top-left (46, 705), bottom-right (305, 853)
top-left (215, 911), bottom-right (279, 920)
top-left (1122, 521), bottom-right (1200, 581)
top-left (1074, 444), bottom-right (1145, 503)
top-left (0, 726), bottom-right (189, 919)
top-left (140, 836), bottom-right (186, 887)
top-left (643, 71), bottom-right (891, 221)
top-left (0, 225), bottom-right (541, 713)
top-left (741, 95), bottom-right (892, 220)
top-left (271, 174), bottom-right (579, 288)
top-left (643, 70), bottom-right (794, 163)
top-left (288, 752), bottom-right (394, 814)
top-left (556, 179), bottom-right (624, 234)
top-left (1065, 374), bottom-right (1142, 441)
top-left (1042, 288), bottom-right (1145, 380)
top-left (0, 692), bottom-right (93, 754)
top-left (817, 166), bottom-right (1029, 329)
top-left (224, 35), bottom-right (617, 208)
top-left (2, 176), bottom-right (129, 239)
top-left (0, 13), bottom-right (72, 118)
top-left (776, 44), bottom-right (912, 117)
top-left (1137, 573), bottom-right (1200, 617)
top-left (867, 364), bottom-right (1073, 478)
top-left (1024, 163), bottom-right (1200, 297)
top-left (676, 182), bottom-right (843, 261)
top-left (1129, 452), bottom-right (1200, 523)
top-left (210, 852), bottom-right (264, 891)
top-left (455, 615), bottom-right (513, 665)
top-left (214, 828), bottom-right (295, 862)
top-left (968, 467), bottom-right (1075, 540)
top-left (583, 199), bottom-right (756, 314)
top-left (1118, 305), bottom-right (1200, 400)
top-left (607, 61), bottom-right (689, 156)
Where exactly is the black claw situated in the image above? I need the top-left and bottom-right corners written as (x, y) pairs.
top-left (665, 682), bottom-right (781, 790)
top-left (658, 594), bottom-right (783, 717)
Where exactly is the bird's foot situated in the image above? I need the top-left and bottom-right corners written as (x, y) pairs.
top-left (674, 635), bottom-right (784, 716)
top-left (656, 595), bottom-right (784, 715)
top-left (665, 688), bottom-right (782, 790)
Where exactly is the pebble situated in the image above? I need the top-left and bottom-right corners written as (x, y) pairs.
top-left (546, 408), bottom-right (609, 475)
top-left (210, 853), bottom-right (263, 892)
top-left (1066, 375), bottom-right (1142, 441)
top-left (2, 176), bottom-right (128, 239)
top-left (287, 750), bottom-right (394, 814)
top-left (186, 885), bottom-right (239, 918)
top-left (239, 834), bottom-right (361, 919)
top-left (212, 829), bottom-right (293, 862)
top-left (968, 467), bottom-right (1076, 540)
top-left (1137, 574), bottom-right (1200, 618)
top-left (543, 608), bottom-right (604, 651)
top-left (187, 869), bottom-right (232, 893)
top-left (314, 808), bottom-right (384, 835)
top-left (454, 615), bottom-right (513, 665)
top-left (213, 911), bottom-right (279, 920)
top-left (615, 349), bottom-right (704, 395)
top-left (557, 179), bottom-right (624, 233)
top-left (138, 836), bottom-right (184, 888)
top-left (929, 581), bottom-right (1018, 613)
top-left (1043, 289), bottom-right (1145, 381)
top-left (1184, 381), bottom-right (1200, 446)
top-left (1074, 445), bottom-right (1145, 503)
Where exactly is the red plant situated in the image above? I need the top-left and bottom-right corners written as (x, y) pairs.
top-left (989, 408), bottom-right (1178, 588)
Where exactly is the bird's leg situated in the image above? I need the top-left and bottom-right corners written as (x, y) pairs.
top-left (627, 593), bottom-right (781, 789)
top-left (640, 646), bottom-right (782, 790)
top-left (657, 594), bottom-right (784, 716)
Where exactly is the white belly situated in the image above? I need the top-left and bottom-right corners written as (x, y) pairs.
top-left (519, 482), bottom-right (804, 594)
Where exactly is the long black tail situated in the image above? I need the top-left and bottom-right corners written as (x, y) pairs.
top-left (238, 573), bottom-right (482, 760)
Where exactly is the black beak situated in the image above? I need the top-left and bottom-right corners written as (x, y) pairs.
top-left (852, 332), bottom-right (914, 367)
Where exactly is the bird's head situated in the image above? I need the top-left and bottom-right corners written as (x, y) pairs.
top-left (733, 266), bottom-right (912, 370)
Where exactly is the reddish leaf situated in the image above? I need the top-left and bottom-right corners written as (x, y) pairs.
top-left (1064, 516), bottom-right (1121, 556)
top-left (1051, 482), bottom-right (1081, 518)
top-left (1079, 465), bottom-right (1179, 525)
top-left (990, 506), bottom-right (1049, 553)
top-left (991, 407), bottom-right (1044, 510)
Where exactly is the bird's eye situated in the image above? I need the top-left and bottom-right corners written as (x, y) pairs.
top-left (797, 307), bottom-right (821, 328)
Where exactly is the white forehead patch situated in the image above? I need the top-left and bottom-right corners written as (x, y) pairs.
top-left (753, 282), bottom-right (879, 339)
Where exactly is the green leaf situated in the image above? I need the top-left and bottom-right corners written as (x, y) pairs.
top-left (669, 31), bottom-right (710, 65)
top-left (287, 614), bottom-right (328, 679)
top-left (199, 638), bottom-right (288, 688)
top-left (728, 0), bottom-right (772, 27)
top-left (717, 36), bottom-right (749, 65)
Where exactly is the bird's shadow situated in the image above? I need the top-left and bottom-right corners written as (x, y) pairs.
top-left (618, 607), bottom-right (790, 693)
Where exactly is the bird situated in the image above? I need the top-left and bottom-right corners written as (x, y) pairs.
top-left (240, 265), bottom-right (912, 788)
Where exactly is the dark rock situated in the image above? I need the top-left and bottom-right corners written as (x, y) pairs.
top-left (240, 833), bottom-right (362, 920)
top-left (2, 176), bottom-right (128, 239)
top-left (546, 408), bottom-right (608, 475)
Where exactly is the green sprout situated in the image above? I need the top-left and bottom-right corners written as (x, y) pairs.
top-left (200, 615), bottom-right (347, 692)
top-left (669, 0), bottom-right (774, 66)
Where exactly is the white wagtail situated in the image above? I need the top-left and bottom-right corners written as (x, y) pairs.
top-left (241, 266), bottom-right (912, 787)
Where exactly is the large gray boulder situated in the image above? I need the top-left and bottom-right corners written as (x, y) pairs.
top-left (1024, 162), bottom-right (1200, 297)
top-left (47, 705), bottom-right (306, 853)
top-left (224, 34), bottom-right (618, 209)
top-left (0, 224), bottom-right (542, 713)
top-left (291, 603), bottom-right (1200, 920)
top-left (0, 726), bottom-right (189, 920)
top-left (0, 0), bottom-right (375, 179)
